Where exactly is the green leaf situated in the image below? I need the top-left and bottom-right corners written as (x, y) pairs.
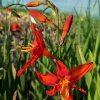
top-left (78, 45), bottom-right (86, 63)
top-left (11, 63), bottom-right (16, 80)
top-left (3, 90), bottom-right (6, 100)
top-left (83, 31), bottom-right (91, 55)
top-left (20, 74), bottom-right (25, 91)
top-left (17, 90), bottom-right (22, 100)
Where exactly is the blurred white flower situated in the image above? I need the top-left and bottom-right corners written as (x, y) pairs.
top-left (30, 16), bottom-right (36, 24)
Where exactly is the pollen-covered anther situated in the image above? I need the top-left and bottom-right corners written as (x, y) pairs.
top-left (28, 43), bottom-right (34, 47)
top-left (21, 43), bottom-right (34, 52)
top-left (59, 77), bottom-right (69, 86)
top-left (59, 77), bottom-right (70, 98)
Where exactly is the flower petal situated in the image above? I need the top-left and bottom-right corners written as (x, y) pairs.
top-left (29, 10), bottom-right (57, 28)
top-left (26, 1), bottom-right (43, 7)
top-left (17, 56), bottom-right (36, 77)
top-left (55, 60), bottom-right (69, 78)
top-left (31, 45), bottom-right (44, 58)
top-left (60, 14), bottom-right (73, 45)
top-left (35, 70), bottom-right (59, 86)
top-left (31, 23), bottom-right (45, 46)
top-left (43, 48), bottom-right (55, 59)
top-left (46, 85), bottom-right (61, 96)
top-left (68, 62), bottom-right (94, 82)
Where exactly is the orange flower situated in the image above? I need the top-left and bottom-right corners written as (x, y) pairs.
top-left (35, 60), bottom-right (94, 100)
top-left (17, 23), bottom-right (55, 77)
top-left (60, 14), bottom-right (73, 45)
top-left (26, 1), bottom-right (44, 7)
top-left (29, 10), bottom-right (57, 28)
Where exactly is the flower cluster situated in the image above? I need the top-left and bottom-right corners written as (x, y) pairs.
top-left (6, 1), bottom-right (94, 100)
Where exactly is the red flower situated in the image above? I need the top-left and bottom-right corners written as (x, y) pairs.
top-left (26, 1), bottom-right (44, 7)
top-left (17, 23), bottom-right (55, 77)
top-left (6, 7), bottom-right (12, 14)
top-left (29, 10), bottom-right (57, 28)
top-left (60, 14), bottom-right (73, 45)
top-left (35, 60), bottom-right (94, 100)
top-left (11, 23), bottom-right (21, 32)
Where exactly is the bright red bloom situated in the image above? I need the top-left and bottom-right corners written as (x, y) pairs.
top-left (17, 23), bottom-right (55, 77)
top-left (26, 1), bottom-right (44, 7)
top-left (29, 10), bottom-right (57, 28)
top-left (35, 60), bottom-right (94, 100)
top-left (60, 14), bottom-right (73, 45)
top-left (11, 23), bottom-right (21, 32)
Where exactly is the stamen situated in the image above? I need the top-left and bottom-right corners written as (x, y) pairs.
top-left (21, 43), bottom-right (34, 52)
top-left (22, 47), bottom-right (32, 49)
top-left (58, 77), bottom-right (70, 98)
top-left (59, 77), bottom-right (69, 88)
top-left (28, 43), bottom-right (34, 47)
top-left (21, 47), bottom-right (33, 52)
top-left (21, 50), bottom-right (29, 52)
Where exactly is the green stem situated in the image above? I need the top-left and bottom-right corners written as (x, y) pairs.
top-left (57, 9), bottom-right (61, 58)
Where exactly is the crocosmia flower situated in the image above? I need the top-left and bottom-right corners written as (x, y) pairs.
top-left (17, 23), bottom-right (55, 77)
top-left (60, 14), bottom-right (73, 45)
top-left (11, 23), bottom-right (21, 32)
top-left (29, 10), bottom-right (57, 28)
top-left (35, 60), bottom-right (94, 100)
top-left (26, 1), bottom-right (44, 7)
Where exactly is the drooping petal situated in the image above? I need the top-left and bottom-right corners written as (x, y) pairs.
top-left (17, 56), bottom-right (36, 77)
top-left (29, 10), bottom-right (57, 28)
top-left (26, 1), bottom-right (43, 7)
top-left (42, 48), bottom-right (55, 59)
top-left (35, 70), bottom-right (59, 86)
top-left (31, 23), bottom-right (45, 46)
top-left (46, 85), bottom-right (61, 96)
top-left (55, 60), bottom-right (69, 78)
top-left (68, 62), bottom-right (94, 83)
top-left (60, 14), bottom-right (73, 45)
